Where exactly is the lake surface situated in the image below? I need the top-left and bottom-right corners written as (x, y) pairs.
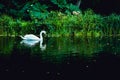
top-left (0, 36), bottom-right (120, 79)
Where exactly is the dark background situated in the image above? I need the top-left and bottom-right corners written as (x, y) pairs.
top-left (81, 0), bottom-right (120, 15)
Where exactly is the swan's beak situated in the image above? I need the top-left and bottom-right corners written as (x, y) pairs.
top-left (43, 32), bottom-right (47, 37)
top-left (45, 33), bottom-right (47, 37)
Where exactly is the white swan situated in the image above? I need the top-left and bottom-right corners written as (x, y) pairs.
top-left (20, 30), bottom-right (46, 41)
top-left (20, 30), bottom-right (47, 50)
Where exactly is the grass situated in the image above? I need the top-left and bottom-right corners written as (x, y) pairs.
top-left (0, 10), bottom-right (120, 37)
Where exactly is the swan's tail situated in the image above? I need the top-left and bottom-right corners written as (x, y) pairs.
top-left (20, 35), bottom-right (24, 39)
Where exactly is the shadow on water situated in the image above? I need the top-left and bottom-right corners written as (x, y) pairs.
top-left (0, 36), bottom-right (120, 79)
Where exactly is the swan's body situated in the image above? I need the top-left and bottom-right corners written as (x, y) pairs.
top-left (20, 30), bottom-right (46, 41)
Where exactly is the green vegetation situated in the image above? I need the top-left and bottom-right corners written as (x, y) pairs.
top-left (0, 0), bottom-right (120, 37)
top-left (0, 10), bottom-right (120, 37)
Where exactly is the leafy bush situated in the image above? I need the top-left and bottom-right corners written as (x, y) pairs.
top-left (0, 15), bottom-right (15, 35)
top-left (51, 0), bottom-right (80, 13)
top-left (28, 2), bottom-right (49, 20)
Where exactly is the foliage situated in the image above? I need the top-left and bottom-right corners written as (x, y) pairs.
top-left (80, 9), bottom-right (103, 36)
top-left (8, 1), bottom-right (31, 19)
top-left (43, 11), bottom-right (81, 36)
top-left (1, 9), bottom-right (120, 37)
top-left (51, 0), bottom-right (80, 13)
top-left (0, 15), bottom-right (15, 36)
top-left (0, 0), bottom-right (81, 20)
top-left (28, 2), bottom-right (49, 20)
top-left (102, 14), bottom-right (120, 36)
top-left (51, 0), bottom-right (67, 8)
top-left (0, 15), bottom-right (35, 36)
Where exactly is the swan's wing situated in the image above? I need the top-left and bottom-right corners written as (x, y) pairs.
top-left (24, 34), bottom-right (40, 40)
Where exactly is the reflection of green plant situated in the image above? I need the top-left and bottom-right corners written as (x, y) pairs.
top-left (0, 37), bottom-right (15, 56)
top-left (33, 37), bottom-right (104, 63)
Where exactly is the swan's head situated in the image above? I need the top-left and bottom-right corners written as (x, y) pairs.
top-left (40, 30), bottom-right (47, 37)
top-left (41, 30), bottom-right (46, 35)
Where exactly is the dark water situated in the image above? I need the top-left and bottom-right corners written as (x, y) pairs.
top-left (0, 36), bottom-right (120, 79)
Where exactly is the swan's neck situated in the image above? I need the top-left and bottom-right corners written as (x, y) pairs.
top-left (40, 32), bottom-right (43, 40)
top-left (40, 39), bottom-right (46, 51)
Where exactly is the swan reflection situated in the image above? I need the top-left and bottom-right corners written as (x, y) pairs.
top-left (40, 41), bottom-right (46, 51)
top-left (20, 40), bottom-right (39, 46)
top-left (20, 40), bottom-right (46, 51)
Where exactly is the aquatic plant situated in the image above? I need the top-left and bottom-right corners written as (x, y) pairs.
top-left (103, 14), bottom-right (120, 36)
top-left (80, 9), bottom-right (103, 37)
top-left (43, 11), bottom-right (82, 36)
top-left (43, 9), bottom-right (103, 37)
